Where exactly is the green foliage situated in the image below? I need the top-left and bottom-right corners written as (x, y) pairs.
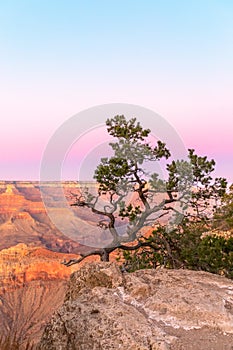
top-left (213, 184), bottom-right (233, 230)
top-left (166, 149), bottom-right (227, 219)
top-left (188, 148), bottom-right (215, 181)
top-left (94, 157), bottom-right (130, 192)
top-left (121, 224), bottom-right (233, 279)
top-left (68, 114), bottom-right (228, 266)
top-left (196, 235), bottom-right (233, 278)
top-left (119, 203), bottom-right (142, 222)
top-left (94, 115), bottom-right (171, 196)
top-left (122, 249), bottom-right (164, 272)
top-left (106, 115), bottom-right (150, 141)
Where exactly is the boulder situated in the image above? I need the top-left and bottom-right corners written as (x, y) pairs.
top-left (38, 262), bottom-right (233, 349)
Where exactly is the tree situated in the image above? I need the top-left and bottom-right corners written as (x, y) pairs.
top-left (120, 221), bottom-right (233, 278)
top-left (63, 115), bottom-right (227, 266)
top-left (213, 184), bottom-right (233, 230)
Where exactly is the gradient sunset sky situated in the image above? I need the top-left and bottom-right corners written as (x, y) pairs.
top-left (0, 1), bottom-right (232, 182)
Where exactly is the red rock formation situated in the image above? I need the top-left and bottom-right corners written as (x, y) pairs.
top-left (0, 182), bottom-right (84, 252)
top-left (0, 183), bottom-right (45, 214)
top-left (0, 280), bottom-right (67, 346)
top-left (0, 242), bottom-right (100, 346)
top-left (0, 182), bottom-right (99, 346)
top-left (0, 243), bottom-right (79, 294)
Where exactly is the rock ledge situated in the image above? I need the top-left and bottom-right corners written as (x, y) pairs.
top-left (38, 263), bottom-right (233, 350)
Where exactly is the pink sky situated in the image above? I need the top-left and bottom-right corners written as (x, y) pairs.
top-left (1, 90), bottom-right (232, 182)
top-left (0, 1), bottom-right (232, 183)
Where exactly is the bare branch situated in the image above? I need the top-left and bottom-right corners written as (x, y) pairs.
top-left (62, 247), bottom-right (115, 267)
top-left (118, 240), bottom-right (158, 251)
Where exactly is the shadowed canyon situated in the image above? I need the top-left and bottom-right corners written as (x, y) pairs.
top-left (1, 182), bottom-right (233, 349)
top-left (0, 181), bottom-right (98, 346)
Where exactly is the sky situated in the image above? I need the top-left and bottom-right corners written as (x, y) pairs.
top-left (0, 0), bottom-right (233, 183)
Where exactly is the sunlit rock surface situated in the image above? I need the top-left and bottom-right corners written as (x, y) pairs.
top-left (0, 243), bottom-right (81, 346)
top-left (39, 262), bottom-right (233, 350)
top-left (0, 243), bottom-right (100, 347)
top-left (0, 181), bottom-right (87, 252)
top-left (0, 243), bottom-right (77, 293)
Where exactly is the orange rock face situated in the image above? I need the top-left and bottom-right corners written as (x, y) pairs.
top-left (0, 181), bottom-right (84, 252)
top-left (0, 243), bottom-right (79, 294)
top-left (0, 183), bottom-right (45, 213)
top-left (0, 181), bottom-right (107, 295)
top-left (0, 182), bottom-right (99, 345)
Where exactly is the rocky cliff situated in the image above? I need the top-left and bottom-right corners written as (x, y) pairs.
top-left (0, 181), bottom-right (101, 347)
top-left (0, 181), bottom-right (120, 254)
top-left (0, 243), bottom-right (80, 346)
top-left (39, 262), bottom-right (233, 350)
top-left (0, 279), bottom-right (67, 346)
top-left (0, 243), bottom-right (78, 293)
top-left (0, 243), bottom-right (101, 347)
top-left (0, 182), bottom-right (81, 252)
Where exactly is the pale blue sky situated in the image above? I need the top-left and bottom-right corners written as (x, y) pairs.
top-left (0, 1), bottom-right (232, 181)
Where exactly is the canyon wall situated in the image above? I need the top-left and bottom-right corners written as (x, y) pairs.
top-left (0, 181), bottom-right (93, 346)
